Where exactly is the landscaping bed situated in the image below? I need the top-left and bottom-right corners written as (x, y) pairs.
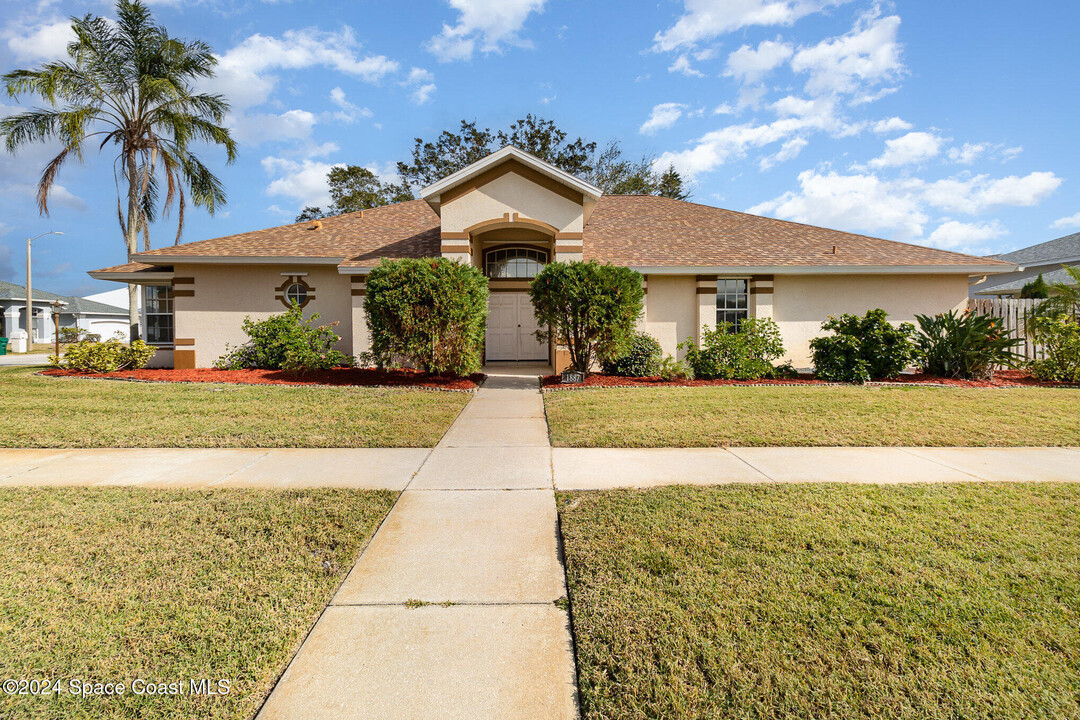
top-left (544, 384), bottom-right (1080, 447)
top-left (0, 366), bottom-right (469, 448)
top-left (558, 483), bottom-right (1080, 720)
top-left (542, 369), bottom-right (1076, 390)
top-left (0, 487), bottom-right (396, 720)
top-left (41, 366), bottom-right (484, 391)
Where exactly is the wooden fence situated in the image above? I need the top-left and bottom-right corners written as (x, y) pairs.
top-left (968, 297), bottom-right (1044, 361)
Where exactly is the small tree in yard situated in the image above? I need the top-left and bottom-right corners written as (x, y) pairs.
top-left (364, 258), bottom-right (488, 376)
top-left (530, 261), bottom-right (644, 374)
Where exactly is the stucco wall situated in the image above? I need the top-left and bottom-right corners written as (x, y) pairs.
top-left (175, 263), bottom-right (353, 367)
top-left (645, 275), bottom-right (698, 359)
top-left (440, 172), bottom-right (583, 234)
top-left (773, 273), bottom-right (970, 366)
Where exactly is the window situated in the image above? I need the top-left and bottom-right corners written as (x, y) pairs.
top-left (284, 282), bottom-right (308, 307)
top-left (716, 278), bottom-right (749, 331)
top-left (485, 247), bottom-right (547, 279)
top-left (144, 285), bottom-right (174, 345)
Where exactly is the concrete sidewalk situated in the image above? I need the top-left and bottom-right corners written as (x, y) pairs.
top-left (255, 365), bottom-right (578, 720)
top-left (0, 353), bottom-right (51, 366)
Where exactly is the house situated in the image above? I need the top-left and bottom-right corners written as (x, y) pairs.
top-left (973, 231), bottom-right (1080, 297)
top-left (88, 146), bottom-right (1014, 370)
top-left (0, 279), bottom-right (128, 344)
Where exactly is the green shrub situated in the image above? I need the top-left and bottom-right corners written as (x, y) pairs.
top-left (530, 260), bottom-right (643, 375)
top-left (658, 355), bottom-right (693, 381)
top-left (51, 339), bottom-right (156, 372)
top-left (914, 310), bottom-right (1023, 379)
top-left (1020, 273), bottom-right (1050, 299)
top-left (365, 257), bottom-right (488, 376)
top-left (215, 305), bottom-right (352, 372)
top-left (810, 309), bottom-right (916, 383)
top-left (1028, 314), bottom-right (1080, 382)
top-left (601, 331), bottom-right (662, 377)
top-left (679, 317), bottom-right (786, 379)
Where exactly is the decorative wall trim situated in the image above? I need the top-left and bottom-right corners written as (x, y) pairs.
top-left (441, 244), bottom-right (472, 254)
top-left (751, 274), bottom-right (775, 282)
top-left (172, 289), bottom-right (195, 297)
top-left (173, 338), bottom-right (195, 346)
top-left (696, 287), bottom-right (717, 295)
top-left (750, 286), bottom-right (774, 295)
top-left (440, 231), bottom-right (469, 240)
top-left (174, 350), bottom-right (196, 370)
top-left (554, 244), bottom-right (583, 253)
top-left (171, 277), bottom-right (194, 285)
top-left (351, 289), bottom-right (366, 297)
top-left (438, 159), bottom-right (585, 205)
top-left (276, 275), bottom-right (315, 309)
top-left (554, 232), bottom-right (583, 240)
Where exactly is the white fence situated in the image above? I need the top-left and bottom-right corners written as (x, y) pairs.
top-left (968, 297), bottom-right (1044, 361)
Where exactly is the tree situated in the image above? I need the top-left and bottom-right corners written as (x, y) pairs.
top-left (1020, 273), bottom-right (1050, 299)
top-left (294, 165), bottom-right (413, 222)
top-left (394, 116), bottom-right (690, 199)
top-left (529, 261), bottom-right (644, 375)
top-left (1, 0), bottom-right (236, 339)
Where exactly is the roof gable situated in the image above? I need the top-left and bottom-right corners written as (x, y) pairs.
top-left (994, 232), bottom-right (1080, 266)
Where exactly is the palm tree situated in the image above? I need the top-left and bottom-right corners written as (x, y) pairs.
top-left (1, 0), bottom-right (237, 339)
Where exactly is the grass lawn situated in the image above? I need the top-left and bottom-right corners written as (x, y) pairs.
top-left (544, 385), bottom-right (1080, 447)
top-left (558, 483), bottom-right (1080, 720)
top-left (0, 487), bottom-right (395, 720)
top-left (0, 366), bottom-right (469, 447)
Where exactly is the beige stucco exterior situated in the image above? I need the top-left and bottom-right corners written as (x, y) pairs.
top-left (643, 275), bottom-right (698, 360)
top-left (772, 273), bottom-right (970, 366)
top-left (439, 172), bottom-right (583, 236)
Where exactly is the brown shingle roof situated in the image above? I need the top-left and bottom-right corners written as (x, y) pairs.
top-left (88, 262), bottom-right (165, 274)
top-left (583, 195), bottom-right (1013, 268)
top-left (130, 199), bottom-right (440, 263)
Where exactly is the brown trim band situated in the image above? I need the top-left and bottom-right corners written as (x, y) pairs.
top-left (554, 232), bottom-right (583, 240)
top-left (751, 274), bottom-right (775, 282)
top-left (350, 275), bottom-right (367, 284)
top-left (171, 277), bottom-right (194, 285)
top-left (173, 338), bottom-right (195, 346)
top-left (554, 245), bottom-right (583, 254)
top-left (440, 232), bottom-right (469, 240)
top-left (441, 244), bottom-right (472, 254)
top-left (750, 286), bottom-right (774, 295)
top-left (351, 289), bottom-right (366, 296)
top-left (696, 287), bottom-right (717, 295)
top-left (696, 274), bottom-right (718, 282)
top-left (489, 286), bottom-right (533, 293)
top-left (172, 289), bottom-right (195, 297)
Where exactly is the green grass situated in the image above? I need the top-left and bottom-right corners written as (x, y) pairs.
top-left (558, 483), bottom-right (1080, 720)
top-left (544, 385), bottom-right (1080, 447)
top-left (0, 487), bottom-right (396, 720)
top-left (0, 366), bottom-right (469, 447)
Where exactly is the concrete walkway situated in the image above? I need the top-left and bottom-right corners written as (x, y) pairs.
top-left (0, 353), bottom-right (51, 366)
top-left (254, 365), bottom-right (578, 720)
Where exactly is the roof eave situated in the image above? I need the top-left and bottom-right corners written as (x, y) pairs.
top-left (419, 146), bottom-right (603, 203)
top-left (625, 264), bottom-right (1018, 275)
top-left (128, 255), bottom-right (347, 265)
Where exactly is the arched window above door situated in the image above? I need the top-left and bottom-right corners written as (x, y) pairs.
top-left (485, 247), bottom-right (548, 279)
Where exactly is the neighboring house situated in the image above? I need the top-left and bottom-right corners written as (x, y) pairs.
top-left (89, 146), bottom-right (1014, 370)
top-left (0, 280), bottom-right (128, 343)
top-left (973, 231), bottom-right (1080, 297)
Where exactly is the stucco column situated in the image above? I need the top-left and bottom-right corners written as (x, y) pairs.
top-left (695, 274), bottom-right (717, 345)
top-left (350, 275), bottom-right (370, 358)
top-left (750, 274), bottom-right (774, 320)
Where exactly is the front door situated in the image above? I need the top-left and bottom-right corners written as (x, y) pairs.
top-left (486, 294), bottom-right (547, 361)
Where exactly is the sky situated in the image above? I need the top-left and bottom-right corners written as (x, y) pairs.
top-left (0, 0), bottom-right (1078, 298)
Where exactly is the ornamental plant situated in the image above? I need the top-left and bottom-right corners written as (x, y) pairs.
top-left (1028, 313), bottom-right (1080, 382)
top-left (51, 338), bottom-right (155, 372)
top-left (364, 257), bottom-right (489, 376)
top-left (215, 305), bottom-right (351, 372)
top-left (679, 318), bottom-right (787, 380)
top-left (600, 331), bottom-right (662, 377)
top-left (913, 310), bottom-right (1022, 379)
top-left (530, 260), bottom-right (643, 375)
top-left (810, 309), bottom-right (916, 383)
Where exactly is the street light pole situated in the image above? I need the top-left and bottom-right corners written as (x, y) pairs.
top-left (25, 231), bottom-right (64, 351)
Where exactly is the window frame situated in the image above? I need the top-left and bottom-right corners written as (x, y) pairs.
top-left (715, 277), bottom-right (750, 332)
top-left (143, 284), bottom-right (175, 346)
top-left (484, 246), bottom-right (548, 280)
top-left (284, 282), bottom-right (309, 307)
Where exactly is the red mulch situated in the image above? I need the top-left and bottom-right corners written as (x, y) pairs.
top-left (542, 369), bottom-right (1075, 390)
top-left (41, 367), bottom-right (484, 390)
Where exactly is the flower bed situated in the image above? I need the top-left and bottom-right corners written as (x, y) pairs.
top-left (542, 369), bottom-right (1077, 390)
top-left (41, 367), bottom-right (484, 391)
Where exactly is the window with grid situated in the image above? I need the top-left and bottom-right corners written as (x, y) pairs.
top-left (144, 285), bottom-right (174, 345)
top-left (485, 248), bottom-right (547, 279)
top-left (715, 278), bottom-right (749, 331)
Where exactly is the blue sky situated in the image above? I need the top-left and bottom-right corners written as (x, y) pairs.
top-left (1, 0), bottom-right (1077, 297)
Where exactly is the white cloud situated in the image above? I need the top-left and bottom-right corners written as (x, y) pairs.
top-left (749, 168), bottom-right (1063, 242)
top-left (427, 0), bottom-right (546, 62)
top-left (724, 38), bottom-right (793, 84)
top-left (262, 156), bottom-right (341, 209)
top-left (229, 109), bottom-right (318, 145)
top-left (4, 17), bottom-right (74, 63)
top-left (790, 10), bottom-right (903, 97)
top-left (759, 137), bottom-right (808, 170)
top-left (1050, 212), bottom-right (1080, 231)
top-left (403, 68), bottom-right (437, 105)
top-left (328, 87), bottom-right (373, 123)
top-left (669, 54), bottom-right (704, 77)
top-left (206, 27), bottom-right (398, 110)
top-left (653, 0), bottom-right (852, 52)
top-left (926, 220), bottom-right (1007, 250)
top-left (947, 142), bottom-right (986, 165)
top-left (868, 131), bottom-right (943, 168)
top-left (872, 116), bottom-right (912, 133)
top-left (640, 103), bottom-right (687, 135)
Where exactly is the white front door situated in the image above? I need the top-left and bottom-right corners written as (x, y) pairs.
top-left (486, 294), bottom-right (548, 361)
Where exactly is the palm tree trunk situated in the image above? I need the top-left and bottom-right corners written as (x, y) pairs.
top-left (125, 151), bottom-right (141, 341)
